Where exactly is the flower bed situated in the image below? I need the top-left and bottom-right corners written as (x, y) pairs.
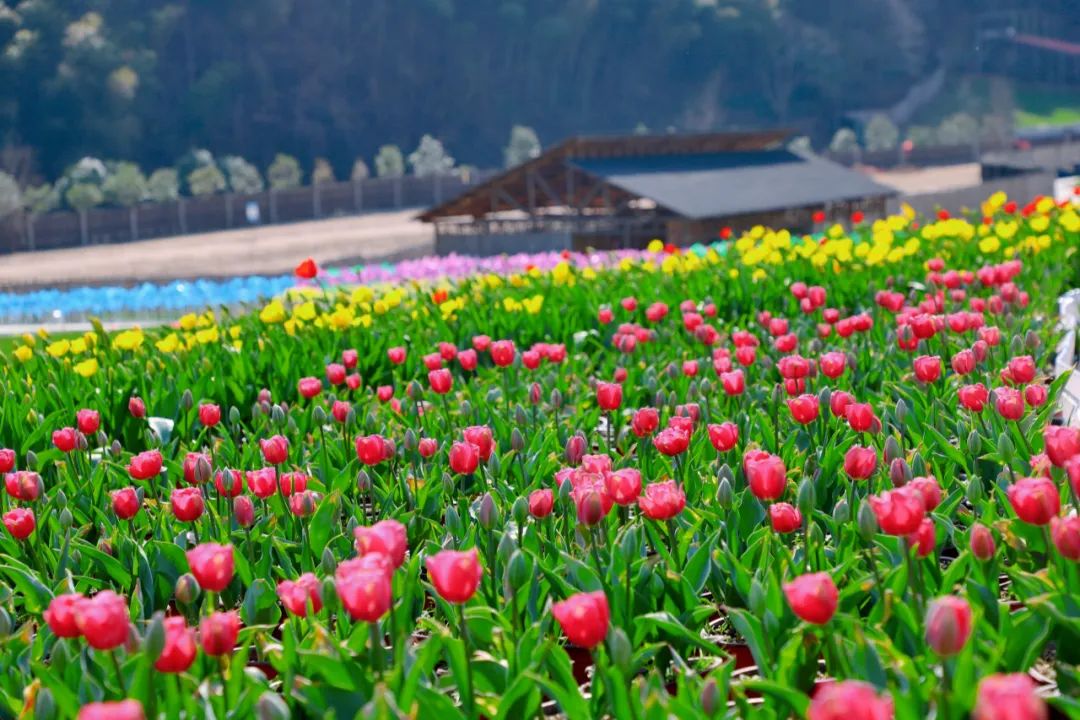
top-left (1, 194), bottom-right (1080, 719)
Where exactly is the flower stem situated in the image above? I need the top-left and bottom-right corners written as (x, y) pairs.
top-left (458, 605), bottom-right (475, 716)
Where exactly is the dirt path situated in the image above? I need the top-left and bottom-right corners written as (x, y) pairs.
top-left (0, 210), bottom-right (433, 290)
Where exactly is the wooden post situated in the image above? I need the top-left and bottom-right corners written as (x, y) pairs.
top-left (269, 189), bottom-right (278, 223)
top-left (178, 198), bottom-right (188, 234)
top-left (25, 214), bottom-right (34, 251)
top-left (225, 194), bottom-right (234, 228)
top-left (434, 174), bottom-right (442, 205)
top-left (313, 183), bottom-right (321, 219)
top-left (79, 210), bottom-right (88, 245)
top-left (129, 206), bottom-right (139, 242)
top-left (353, 179), bottom-right (364, 213)
top-left (393, 176), bottom-right (403, 208)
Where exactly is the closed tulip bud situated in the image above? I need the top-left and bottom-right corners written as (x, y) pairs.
top-left (356, 470), bottom-right (371, 493)
top-left (445, 505), bottom-right (461, 535)
top-left (478, 493), bottom-right (499, 529)
top-left (25, 450), bottom-right (36, 470)
top-left (565, 435), bottom-right (586, 465)
top-left (228, 406), bottom-right (240, 425)
top-left (997, 432), bottom-right (1014, 461)
top-left (59, 508), bottom-right (72, 529)
top-left (95, 430), bottom-right (107, 447)
top-left (970, 523), bottom-right (996, 560)
top-left (607, 627), bottom-right (632, 674)
top-left (506, 550), bottom-right (529, 591)
top-left (53, 489), bottom-right (67, 508)
top-left (512, 496), bottom-right (528, 525)
top-left (699, 378), bottom-right (712, 394)
top-left (497, 532), bottom-right (516, 564)
top-left (143, 611), bottom-right (166, 659)
top-left (701, 678), bottom-right (720, 716)
top-left (256, 692), bottom-right (291, 720)
top-left (890, 458), bottom-right (912, 487)
top-left (311, 405), bottom-right (327, 425)
top-left (967, 430), bottom-right (981, 456)
top-left (175, 573), bottom-right (201, 605)
top-left (884, 436), bottom-right (901, 464)
top-left (34, 688), bottom-right (55, 720)
top-left (1010, 334), bottom-right (1023, 354)
top-left (271, 405), bottom-right (285, 424)
top-left (1025, 330), bottom-right (1040, 349)
top-left (654, 389), bottom-right (666, 407)
top-left (857, 500), bottom-right (878, 541)
top-left (110, 440), bottom-right (122, 457)
top-left (925, 595), bottom-right (972, 656)
top-left (717, 463), bottom-right (734, 485)
top-left (966, 476), bottom-right (984, 504)
top-left (895, 399), bottom-right (908, 425)
top-left (511, 428), bottom-right (525, 451)
top-left (749, 578), bottom-right (766, 616)
top-left (558, 477), bottom-right (573, 504)
top-left (833, 498), bottom-right (850, 524)
top-left (716, 477), bottom-right (733, 509)
top-left (180, 389), bottom-right (193, 410)
top-left (550, 389), bottom-right (563, 408)
top-left (514, 406), bottom-right (528, 426)
top-left (797, 478), bottom-right (815, 517)
top-left (487, 452), bottom-right (501, 474)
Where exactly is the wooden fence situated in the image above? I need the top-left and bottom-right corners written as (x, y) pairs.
top-left (3, 172), bottom-right (492, 254)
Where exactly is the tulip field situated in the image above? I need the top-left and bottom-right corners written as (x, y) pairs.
top-left (4, 192), bottom-right (1080, 719)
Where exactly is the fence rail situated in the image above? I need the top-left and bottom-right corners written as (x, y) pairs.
top-left (2, 173), bottom-right (493, 254)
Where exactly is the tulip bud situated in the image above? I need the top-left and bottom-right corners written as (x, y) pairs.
top-left (771, 384), bottom-right (782, 405)
top-left (95, 430), bottom-right (107, 448)
top-left (403, 429), bottom-right (418, 452)
top-left (857, 500), bottom-right (878, 541)
top-left (796, 478), bottom-right (815, 517)
top-left (442, 473), bottom-right (454, 495)
top-left (607, 627), bottom-right (632, 674)
top-left (890, 458), bottom-right (912, 487)
top-left (715, 477), bottom-right (733, 509)
top-left (180, 389), bottom-right (194, 410)
top-left (194, 456), bottom-right (212, 485)
top-left (700, 678), bottom-right (720, 716)
top-left (76, 432), bottom-right (89, 451)
top-left (817, 386), bottom-right (831, 408)
top-left (485, 388), bottom-right (501, 406)
top-left (33, 687), bottom-right (56, 720)
top-left (967, 430), bottom-right (981, 456)
top-left (460, 399), bottom-right (472, 417)
top-left (895, 399), bottom-right (908, 426)
top-left (364, 412), bottom-right (377, 430)
top-left (910, 452), bottom-right (926, 477)
top-left (320, 547), bottom-right (336, 575)
top-left (558, 477), bottom-right (573, 504)
top-left (966, 476), bottom-right (984, 505)
top-left (445, 505), bottom-right (462, 536)
top-left (699, 378), bottom-right (712, 395)
top-left (1025, 330), bottom-right (1040, 349)
top-left (135, 486), bottom-right (146, 504)
top-left (251, 403), bottom-right (262, 421)
top-left (512, 496), bottom-right (528, 526)
top-left (883, 437), bottom-right (901, 464)
top-left (506, 550), bottom-right (529, 592)
top-left (58, 508), bottom-right (73, 529)
top-left (356, 470), bottom-right (371, 493)
top-left (717, 463), bottom-right (734, 485)
top-left (487, 452), bottom-right (501, 475)
top-left (175, 573), bottom-right (201, 605)
top-left (1010, 334), bottom-right (1023, 354)
top-left (565, 435), bottom-right (586, 465)
top-left (749, 578), bottom-right (766, 616)
top-left (832, 498), bottom-right (850, 524)
top-left (511, 428), bottom-right (525, 452)
top-left (997, 431), bottom-right (1015, 462)
top-left (550, 389), bottom-right (563, 408)
top-left (346, 516), bottom-right (359, 536)
top-left (970, 523), bottom-right (996, 560)
top-left (110, 440), bottom-right (122, 457)
top-left (654, 390), bottom-right (667, 408)
top-left (256, 691), bottom-right (292, 720)
top-left (312, 405), bottom-right (327, 425)
top-left (55, 490), bottom-right (67, 508)
top-left (228, 406), bottom-right (240, 425)
top-left (513, 406), bottom-right (528, 427)
top-left (478, 494), bottom-right (499, 530)
top-left (98, 539), bottom-right (112, 556)
top-left (407, 380), bottom-right (423, 399)
top-left (143, 611), bottom-right (166, 660)
top-left (271, 405), bottom-right (285, 424)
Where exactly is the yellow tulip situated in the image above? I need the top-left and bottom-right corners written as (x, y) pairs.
top-left (74, 358), bottom-right (99, 378)
top-left (46, 339), bottom-right (71, 358)
top-left (14, 345), bottom-right (33, 362)
top-left (259, 301), bottom-right (286, 324)
top-left (155, 333), bottom-right (180, 353)
top-left (179, 313), bottom-right (198, 330)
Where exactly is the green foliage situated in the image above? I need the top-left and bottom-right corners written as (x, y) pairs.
top-left (311, 157), bottom-right (335, 185)
top-left (102, 162), bottom-right (147, 207)
top-left (936, 112), bottom-right (979, 146)
top-left (23, 184), bottom-right (59, 216)
top-left (222, 156), bottom-right (264, 195)
top-left (267, 154), bottom-right (302, 190)
top-left (863, 114), bottom-right (899, 152)
top-left (187, 165), bottom-right (226, 197)
top-left (409, 135), bottom-right (454, 177)
top-left (350, 158), bottom-right (371, 181)
top-left (63, 182), bottom-right (103, 213)
top-left (0, 172), bottom-right (22, 218)
top-left (503, 125), bottom-right (541, 168)
top-left (145, 169), bottom-right (180, 203)
top-left (828, 128), bottom-right (859, 153)
top-left (375, 145), bottom-right (405, 178)
top-left (905, 125), bottom-right (938, 147)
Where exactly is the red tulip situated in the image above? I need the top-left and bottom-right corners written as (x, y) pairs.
top-left (233, 496), bottom-right (255, 528)
top-left (923, 595), bottom-right (972, 657)
top-left (973, 674), bottom-right (1047, 720)
top-left (776, 355), bottom-right (809, 379)
top-left (790, 281), bottom-right (808, 299)
top-left (260, 435), bottom-right (289, 465)
top-left (745, 451), bottom-right (786, 501)
top-left (425, 548), bottom-right (483, 604)
top-left (197, 402), bottom-right (221, 428)
top-left (44, 593), bottom-right (85, 638)
top-left (768, 317), bottom-right (789, 336)
top-left (606, 468), bottom-right (643, 505)
top-left (613, 367), bottom-right (628, 383)
top-left (843, 445), bottom-right (878, 480)
top-left (958, 383), bottom-right (989, 412)
top-left (909, 475), bottom-right (942, 511)
top-left (783, 572), bottom-right (838, 624)
top-left (294, 376), bottom-right (321, 399)
top-left (342, 348), bottom-right (359, 368)
top-left (52, 427), bottom-right (77, 453)
top-left (596, 382), bottom-right (622, 411)
top-left (428, 368), bottom-right (453, 394)
top-left (155, 617), bottom-right (197, 673)
top-left (199, 611), bottom-right (241, 656)
top-left (819, 352), bottom-right (846, 379)
top-left (707, 422), bottom-right (738, 452)
top-left (995, 386), bottom-right (1025, 420)
top-left (326, 363), bottom-right (348, 385)
top-left (457, 349), bottom-right (478, 371)
top-left (75, 590), bottom-right (129, 650)
top-left (346, 373), bottom-right (361, 389)
top-left (127, 449), bottom-right (163, 480)
top-left (907, 517), bottom-right (936, 556)
top-left (449, 441), bottom-right (480, 475)
top-left (278, 573), bottom-right (324, 617)
top-left (76, 408), bottom-right (100, 434)
top-left (288, 490), bottom-right (318, 517)
top-left (354, 519), bottom-right (408, 568)
top-left (1007, 355), bottom-right (1036, 384)
top-left (463, 426), bottom-right (495, 462)
top-left (387, 346), bottom-right (406, 364)
top-left (631, 408), bottom-right (660, 438)
top-left (735, 345), bottom-right (756, 366)
top-left (788, 394), bottom-right (820, 424)
top-left (951, 349), bottom-right (976, 375)
top-left (490, 340), bottom-right (516, 367)
top-left (808, 286), bottom-right (826, 307)
top-left (970, 523), bottom-right (996, 560)
top-left (844, 403), bottom-right (875, 433)
top-left (78, 700), bottom-right (145, 720)
top-left (0, 448), bottom-right (13, 473)
top-left (1050, 516), bottom-right (1080, 560)
top-left (979, 326), bottom-right (1002, 346)
top-left (294, 257), bottom-right (318, 279)
top-left (638, 480), bottom-right (686, 520)
top-left (653, 427), bottom-right (690, 456)
top-left (769, 502), bottom-right (802, 533)
top-left (112, 487), bottom-right (140, 519)
top-left (418, 437), bottom-right (438, 458)
top-left (807, 681), bottom-right (893, 720)
top-left (1007, 477), bottom-right (1060, 525)
top-left (830, 390), bottom-right (854, 418)
top-left (171, 487), bottom-right (205, 522)
top-left (3, 508), bottom-right (34, 539)
top-left (128, 396), bottom-right (146, 418)
top-left (1024, 384), bottom-right (1047, 407)
top-left (356, 434), bottom-right (388, 466)
top-left (720, 370), bottom-right (745, 396)
top-left (868, 487), bottom-right (925, 535)
top-left (183, 452), bottom-right (210, 484)
top-left (5, 470), bottom-right (41, 502)
top-left (812, 210), bottom-right (825, 223)
top-left (528, 488), bottom-right (554, 518)
top-left (187, 542), bottom-right (234, 592)
top-left (246, 467), bottom-right (277, 498)
top-left (552, 591), bottom-right (610, 649)
top-left (913, 355), bottom-right (942, 383)
top-left (335, 557), bottom-right (393, 622)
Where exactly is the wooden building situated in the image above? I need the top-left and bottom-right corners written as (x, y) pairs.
top-left (419, 131), bottom-right (896, 256)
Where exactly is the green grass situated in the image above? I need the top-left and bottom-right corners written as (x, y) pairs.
top-left (1014, 87), bottom-right (1080, 128)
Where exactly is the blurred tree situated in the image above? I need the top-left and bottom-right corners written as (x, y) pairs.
top-left (222, 157), bottom-right (264, 194)
top-left (829, 128), bottom-right (860, 153)
top-left (312, 157), bottom-right (336, 185)
top-left (936, 113), bottom-right (979, 146)
top-left (267, 154), bottom-right (302, 190)
top-left (146, 169), bottom-right (180, 203)
top-left (864, 114), bottom-right (899, 151)
top-left (23, 184), bottom-right (59, 216)
top-left (409, 135), bottom-right (454, 177)
top-left (187, 164), bottom-right (226, 196)
top-left (350, 158), bottom-right (370, 181)
top-left (906, 125), bottom-right (938, 148)
top-left (64, 183), bottom-right (103, 213)
top-left (503, 125), bottom-right (541, 168)
top-left (0, 172), bottom-right (22, 219)
top-left (375, 146), bottom-right (405, 178)
top-left (102, 162), bottom-right (147, 207)
top-left (787, 136), bottom-right (813, 154)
